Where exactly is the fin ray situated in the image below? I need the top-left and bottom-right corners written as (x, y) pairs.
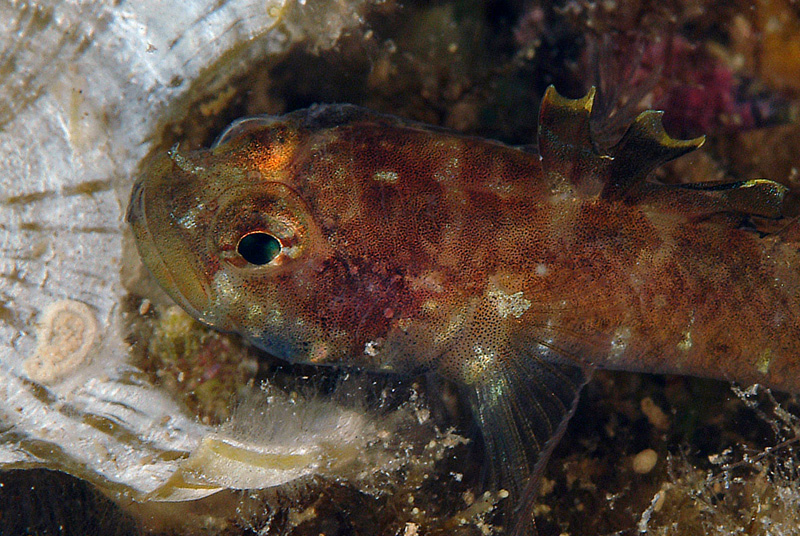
top-left (460, 343), bottom-right (590, 531)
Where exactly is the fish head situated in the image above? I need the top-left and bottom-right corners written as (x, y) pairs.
top-left (126, 117), bottom-right (334, 361)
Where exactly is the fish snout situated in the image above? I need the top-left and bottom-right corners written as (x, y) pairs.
top-left (127, 171), bottom-right (231, 330)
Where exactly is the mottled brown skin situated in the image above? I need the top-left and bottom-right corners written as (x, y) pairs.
top-left (127, 88), bottom-right (800, 533)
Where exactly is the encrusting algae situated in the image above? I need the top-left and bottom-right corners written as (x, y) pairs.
top-left (127, 84), bottom-right (800, 534)
top-left (135, 302), bottom-right (259, 424)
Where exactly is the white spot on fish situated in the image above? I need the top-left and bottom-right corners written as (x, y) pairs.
top-left (464, 344), bottom-right (496, 379)
top-left (487, 287), bottom-right (531, 319)
top-left (756, 350), bottom-right (773, 375)
top-left (208, 271), bottom-right (243, 325)
top-left (247, 304), bottom-right (264, 323)
top-left (372, 170), bottom-right (399, 183)
top-left (473, 344), bottom-right (496, 360)
top-left (283, 244), bottom-right (301, 259)
top-left (677, 330), bottom-right (692, 352)
top-left (433, 152), bottom-right (461, 183)
top-left (213, 271), bottom-right (240, 301)
top-left (535, 263), bottom-right (549, 277)
top-left (609, 327), bottom-right (630, 358)
top-left (263, 309), bottom-right (283, 327)
top-left (177, 205), bottom-right (203, 229)
top-left (364, 339), bottom-right (383, 357)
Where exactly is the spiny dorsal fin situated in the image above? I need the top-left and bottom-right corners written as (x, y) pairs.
top-left (603, 110), bottom-right (705, 200)
top-left (538, 86), bottom-right (603, 194)
top-left (537, 86), bottom-right (705, 200)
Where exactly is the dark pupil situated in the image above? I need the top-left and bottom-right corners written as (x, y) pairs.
top-left (237, 232), bottom-right (281, 265)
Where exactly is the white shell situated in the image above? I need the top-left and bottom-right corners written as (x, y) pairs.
top-left (0, 0), bottom-right (444, 507)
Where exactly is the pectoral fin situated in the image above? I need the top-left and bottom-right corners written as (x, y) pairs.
top-left (456, 342), bottom-right (590, 533)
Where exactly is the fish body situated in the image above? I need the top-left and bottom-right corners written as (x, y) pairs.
top-left (127, 87), bottom-right (800, 530)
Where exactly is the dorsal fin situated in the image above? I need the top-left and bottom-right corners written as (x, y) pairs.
top-left (629, 178), bottom-right (788, 221)
top-left (602, 111), bottom-right (705, 200)
top-left (537, 86), bottom-right (705, 199)
top-left (674, 179), bottom-right (787, 219)
top-left (538, 86), bottom-right (604, 195)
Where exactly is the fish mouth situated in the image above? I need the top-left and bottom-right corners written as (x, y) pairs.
top-left (127, 177), bottom-right (220, 326)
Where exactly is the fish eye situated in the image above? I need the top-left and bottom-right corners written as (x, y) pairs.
top-left (237, 232), bottom-right (281, 265)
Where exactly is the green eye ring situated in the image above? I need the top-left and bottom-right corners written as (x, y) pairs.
top-left (237, 232), bottom-right (282, 265)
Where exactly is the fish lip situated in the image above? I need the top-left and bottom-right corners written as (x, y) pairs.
top-left (125, 178), bottom-right (145, 225)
